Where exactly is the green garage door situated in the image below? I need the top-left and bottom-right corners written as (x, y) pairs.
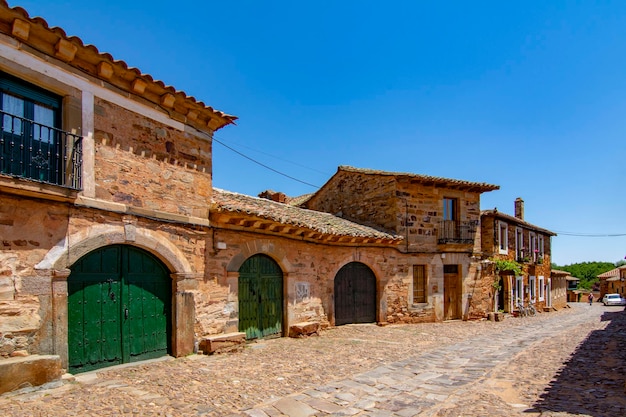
top-left (68, 245), bottom-right (171, 373)
top-left (238, 254), bottom-right (283, 340)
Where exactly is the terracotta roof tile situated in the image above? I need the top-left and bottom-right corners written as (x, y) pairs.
top-left (481, 209), bottom-right (556, 236)
top-left (337, 166), bottom-right (500, 192)
top-left (0, 1), bottom-right (236, 130)
top-left (598, 268), bottom-right (620, 279)
top-left (212, 188), bottom-right (402, 241)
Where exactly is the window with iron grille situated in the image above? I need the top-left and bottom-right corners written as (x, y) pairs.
top-left (1, 72), bottom-right (62, 182)
top-left (413, 265), bottom-right (426, 304)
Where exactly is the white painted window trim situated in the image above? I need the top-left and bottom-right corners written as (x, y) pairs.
top-left (538, 235), bottom-right (545, 258)
top-left (538, 276), bottom-right (545, 301)
top-left (515, 227), bottom-right (524, 260)
top-left (529, 275), bottom-right (536, 303)
top-left (516, 276), bottom-right (524, 306)
top-left (498, 221), bottom-right (508, 255)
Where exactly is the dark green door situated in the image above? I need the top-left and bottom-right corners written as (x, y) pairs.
top-left (334, 262), bottom-right (377, 326)
top-left (68, 245), bottom-right (171, 373)
top-left (238, 254), bottom-right (283, 340)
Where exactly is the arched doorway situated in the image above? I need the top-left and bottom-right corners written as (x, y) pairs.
top-left (334, 262), bottom-right (377, 325)
top-left (67, 245), bottom-right (171, 373)
top-left (238, 254), bottom-right (283, 340)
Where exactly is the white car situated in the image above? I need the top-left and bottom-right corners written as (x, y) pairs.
top-left (602, 293), bottom-right (626, 306)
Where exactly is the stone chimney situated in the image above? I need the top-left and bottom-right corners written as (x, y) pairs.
top-left (514, 198), bottom-right (524, 220)
top-left (258, 190), bottom-right (287, 203)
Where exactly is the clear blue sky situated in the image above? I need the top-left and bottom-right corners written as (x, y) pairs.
top-left (12, 1), bottom-right (625, 266)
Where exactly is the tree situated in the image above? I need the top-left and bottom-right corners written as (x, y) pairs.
top-left (552, 261), bottom-right (616, 290)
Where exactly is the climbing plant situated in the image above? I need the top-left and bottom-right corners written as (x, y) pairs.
top-left (491, 258), bottom-right (522, 276)
top-left (489, 258), bottom-right (522, 313)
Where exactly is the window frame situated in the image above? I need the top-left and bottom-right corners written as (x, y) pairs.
top-left (538, 276), bottom-right (545, 301)
top-left (498, 221), bottom-right (509, 255)
top-left (412, 264), bottom-right (427, 305)
top-left (529, 275), bottom-right (536, 302)
top-left (515, 227), bottom-right (524, 260)
top-left (1, 71), bottom-right (62, 183)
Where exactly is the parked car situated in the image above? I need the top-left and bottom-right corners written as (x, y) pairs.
top-left (602, 294), bottom-right (626, 306)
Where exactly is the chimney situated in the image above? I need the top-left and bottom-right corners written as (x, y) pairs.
top-left (258, 190), bottom-right (287, 203)
top-left (514, 198), bottom-right (524, 220)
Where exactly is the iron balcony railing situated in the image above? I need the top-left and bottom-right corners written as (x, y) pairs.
top-left (437, 220), bottom-right (478, 244)
top-left (1, 110), bottom-right (82, 190)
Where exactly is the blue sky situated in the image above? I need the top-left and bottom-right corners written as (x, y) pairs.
top-left (13, 1), bottom-right (625, 266)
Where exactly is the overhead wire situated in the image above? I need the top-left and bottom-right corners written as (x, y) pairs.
top-left (552, 231), bottom-right (626, 237)
top-left (212, 136), bottom-right (321, 189)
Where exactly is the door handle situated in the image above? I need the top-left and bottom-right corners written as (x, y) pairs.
top-left (125, 308), bottom-right (129, 320)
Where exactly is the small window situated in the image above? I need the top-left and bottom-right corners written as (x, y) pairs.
top-left (412, 265), bottom-right (427, 304)
top-left (498, 221), bottom-right (508, 254)
top-left (443, 264), bottom-right (459, 274)
top-left (529, 276), bottom-right (536, 301)
top-left (538, 276), bottom-right (545, 301)
top-left (443, 198), bottom-right (458, 221)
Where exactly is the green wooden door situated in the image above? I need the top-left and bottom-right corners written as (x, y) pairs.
top-left (238, 255), bottom-right (283, 340)
top-left (68, 245), bottom-right (171, 373)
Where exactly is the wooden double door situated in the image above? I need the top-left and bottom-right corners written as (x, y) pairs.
top-left (68, 245), bottom-right (171, 373)
top-left (334, 262), bottom-right (377, 326)
top-left (238, 255), bottom-right (284, 340)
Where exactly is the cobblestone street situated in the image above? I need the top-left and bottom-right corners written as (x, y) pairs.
top-left (1, 303), bottom-right (624, 416)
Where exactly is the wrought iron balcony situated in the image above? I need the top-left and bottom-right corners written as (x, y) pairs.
top-left (1, 110), bottom-right (82, 190)
top-left (437, 220), bottom-right (478, 244)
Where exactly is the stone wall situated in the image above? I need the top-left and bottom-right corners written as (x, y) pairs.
top-left (306, 173), bottom-right (398, 230)
top-left (306, 172), bottom-right (482, 254)
top-left (93, 97), bottom-right (213, 218)
top-left (193, 227), bottom-right (425, 336)
top-left (0, 193), bottom-right (208, 358)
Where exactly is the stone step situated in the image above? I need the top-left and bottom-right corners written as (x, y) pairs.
top-left (198, 332), bottom-right (246, 355)
top-left (0, 354), bottom-right (62, 394)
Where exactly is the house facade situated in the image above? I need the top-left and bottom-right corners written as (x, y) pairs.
top-left (0, 2), bottom-right (237, 379)
top-left (598, 267), bottom-right (625, 298)
top-left (481, 198), bottom-right (556, 314)
top-left (302, 166), bottom-right (500, 322)
top-left (549, 269), bottom-right (571, 310)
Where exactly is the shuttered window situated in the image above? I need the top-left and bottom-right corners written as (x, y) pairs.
top-left (413, 265), bottom-right (426, 304)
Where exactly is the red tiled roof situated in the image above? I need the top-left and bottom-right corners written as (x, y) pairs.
top-left (481, 209), bottom-right (556, 236)
top-left (336, 166), bottom-right (500, 192)
top-left (598, 268), bottom-right (620, 279)
top-left (0, 1), bottom-right (236, 130)
top-left (212, 189), bottom-right (403, 241)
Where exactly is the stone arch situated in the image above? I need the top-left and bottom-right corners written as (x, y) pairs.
top-left (225, 238), bottom-right (293, 274)
top-left (36, 223), bottom-right (193, 275)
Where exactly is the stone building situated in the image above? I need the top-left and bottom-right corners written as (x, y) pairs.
top-left (301, 166), bottom-right (500, 322)
top-left (549, 269), bottom-right (571, 310)
top-left (598, 266), bottom-right (625, 299)
top-left (480, 198), bottom-right (557, 314)
top-left (0, 1), bottom-right (521, 393)
top-left (0, 1), bottom-right (236, 385)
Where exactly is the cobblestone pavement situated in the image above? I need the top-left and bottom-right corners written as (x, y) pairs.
top-left (1, 303), bottom-right (624, 416)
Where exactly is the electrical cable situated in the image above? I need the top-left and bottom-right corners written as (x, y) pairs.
top-left (212, 136), bottom-right (320, 189)
top-left (552, 231), bottom-right (626, 237)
